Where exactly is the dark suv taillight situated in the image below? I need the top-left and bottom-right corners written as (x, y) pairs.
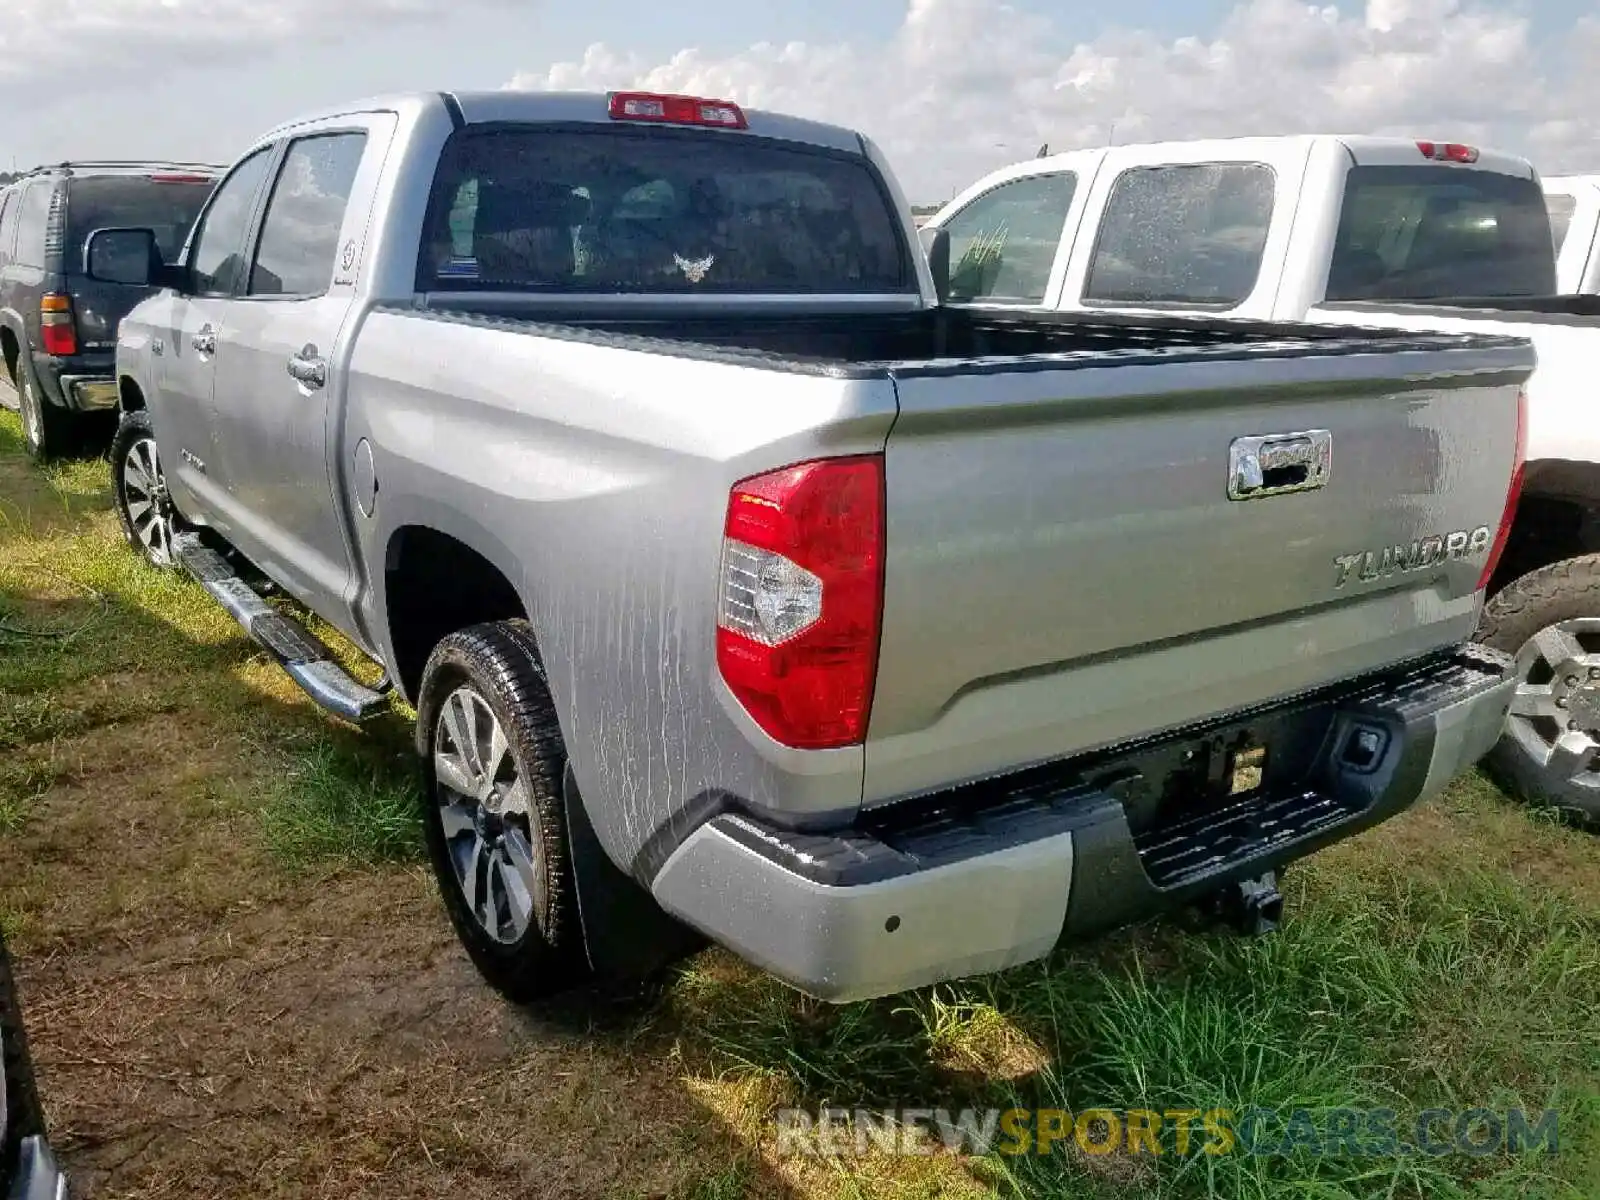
top-left (39, 293), bottom-right (78, 356)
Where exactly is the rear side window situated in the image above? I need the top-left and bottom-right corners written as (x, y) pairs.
top-left (1546, 192), bottom-right (1578, 257)
top-left (249, 133), bottom-right (368, 297)
top-left (65, 175), bottom-right (215, 268)
top-left (417, 126), bottom-right (910, 294)
top-left (1326, 166), bottom-right (1556, 300)
top-left (14, 182), bottom-right (53, 268)
top-left (0, 189), bottom-right (15, 260)
top-left (1084, 164), bottom-right (1275, 308)
top-left (943, 173), bottom-right (1076, 304)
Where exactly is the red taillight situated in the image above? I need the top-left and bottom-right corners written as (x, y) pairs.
top-left (716, 456), bottom-right (885, 749)
top-left (1478, 387), bottom-right (1528, 592)
top-left (147, 173), bottom-right (214, 184)
top-left (608, 91), bottom-right (747, 130)
top-left (1417, 140), bottom-right (1480, 164)
top-left (39, 293), bottom-right (77, 356)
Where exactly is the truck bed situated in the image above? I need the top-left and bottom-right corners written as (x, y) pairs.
top-left (401, 302), bottom-right (1524, 373)
top-left (360, 299), bottom-right (1530, 809)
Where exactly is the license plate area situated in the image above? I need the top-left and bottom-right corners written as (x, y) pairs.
top-left (1086, 696), bottom-right (1342, 839)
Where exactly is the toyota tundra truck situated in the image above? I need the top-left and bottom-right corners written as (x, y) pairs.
top-left (95, 92), bottom-right (1527, 1004)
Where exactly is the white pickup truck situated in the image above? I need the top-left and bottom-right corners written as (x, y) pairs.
top-left (1542, 175), bottom-right (1600, 295)
top-left (925, 135), bottom-right (1600, 821)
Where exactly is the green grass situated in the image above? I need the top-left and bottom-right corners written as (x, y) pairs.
top-left (255, 729), bottom-right (424, 869)
top-left (0, 408), bottom-right (423, 870)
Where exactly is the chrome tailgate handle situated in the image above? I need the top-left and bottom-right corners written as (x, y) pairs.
top-left (1228, 430), bottom-right (1332, 500)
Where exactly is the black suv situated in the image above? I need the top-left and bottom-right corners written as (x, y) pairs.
top-left (1, 930), bottom-right (65, 1200)
top-left (0, 162), bottom-right (220, 460)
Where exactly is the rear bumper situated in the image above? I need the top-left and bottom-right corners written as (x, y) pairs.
top-left (650, 645), bottom-right (1514, 1002)
top-left (58, 375), bottom-right (118, 412)
top-left (27, 352), bottom-right (117, 411)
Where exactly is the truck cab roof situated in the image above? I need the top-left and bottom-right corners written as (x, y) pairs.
top-left (260, 89), bottom-right (869, 157)
top-left (971, 133), bottom-right (1534, 196)
top-left (930, 130), bottom-right (1549, 320)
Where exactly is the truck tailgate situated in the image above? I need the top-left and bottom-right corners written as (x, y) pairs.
top-left (865, 339), bottom-right (1531, 802)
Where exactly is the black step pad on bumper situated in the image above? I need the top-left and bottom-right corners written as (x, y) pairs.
top-left (174, 533), bottom-right (388, 723)
top-left (1134, 788), bottom-right (1358, 889)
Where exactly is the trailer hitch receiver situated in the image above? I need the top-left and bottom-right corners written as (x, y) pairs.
top-left (1209, 870), bottom-right (1284, 936)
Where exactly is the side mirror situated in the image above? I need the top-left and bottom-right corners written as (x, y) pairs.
top-left (83, 227), bottom-right (180, 289)
top-left (919, 225), bottom-right (951, 304)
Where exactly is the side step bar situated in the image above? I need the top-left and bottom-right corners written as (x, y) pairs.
top-left (174, 533), bottom-right (389, 723)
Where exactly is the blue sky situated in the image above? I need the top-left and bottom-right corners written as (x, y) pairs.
top-left (6, 0), bottom-right (1596, 198)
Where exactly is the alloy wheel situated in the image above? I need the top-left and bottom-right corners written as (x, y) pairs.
top-left (121, 435), bottom-right (175, 567)
top-left (432, 685), bottom-right (546, 944)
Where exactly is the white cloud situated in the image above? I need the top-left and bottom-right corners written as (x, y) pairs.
top-left (0, 0), bottom-right (506, 95)
top-left (508, 0), bottom-right (1600, 200)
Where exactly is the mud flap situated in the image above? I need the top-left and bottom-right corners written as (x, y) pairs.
top-left (562, 765), bottom-right (707, 980)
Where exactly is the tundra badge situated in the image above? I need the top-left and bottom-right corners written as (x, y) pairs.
top-left (1333, 527), bottom-right (1492, 588)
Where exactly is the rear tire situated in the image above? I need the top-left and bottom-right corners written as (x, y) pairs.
top-left (111, 410), bottom-right (181, 569)
top-left (416, 620), bottom-right (593, 1001)
top-left (15, 358), bottom-right (80, 462)
top-left (1477, 555), bottom-right (1600, 825)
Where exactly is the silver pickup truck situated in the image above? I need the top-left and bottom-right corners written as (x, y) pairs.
top-left (93, 90), bottom-right (1529, 1004)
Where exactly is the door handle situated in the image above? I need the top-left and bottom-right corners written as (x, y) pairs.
top-left (287, 344), bottom-right (327, 390)
top-left (191, 324), bottom-right (216, 355)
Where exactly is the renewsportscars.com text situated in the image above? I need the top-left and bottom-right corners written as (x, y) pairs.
top-left (773, 1106), bottom-right (1560, 1159)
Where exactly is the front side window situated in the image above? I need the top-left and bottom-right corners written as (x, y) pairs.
top-left (417, 126), bottom-right (909, 294)
top-left (943, 173), bottom-right (1076, 304)
top-left (249, 133), bottom-right (368, 298)
top-left (1326, 166), bottom-right (1555, 300)
top-left (189, 148), bottom-right (276, 295)
top-left (1084, 163), bottom-right (1276, 308)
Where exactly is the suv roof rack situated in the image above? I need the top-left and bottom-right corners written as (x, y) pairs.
top-left (16, 160), bottom-right (225, 178)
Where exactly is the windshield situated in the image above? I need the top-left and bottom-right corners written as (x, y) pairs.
top-left (417, 125), bottom-right (911, 294)
top-left (1326, 165), bottom-right (1556, 301)
top-left (66, 175), bottom-right (216, 266)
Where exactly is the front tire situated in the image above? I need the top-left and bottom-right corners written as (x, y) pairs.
top-left (416, 621), bottom-right (591, 1000)
top-left (1477, 555), bottom-right (1600, 825)
top-left (111, 410), bottom-right (180, 569)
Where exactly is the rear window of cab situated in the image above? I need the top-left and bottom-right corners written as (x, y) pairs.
top-left (1326, 165), bottom-right (1556, 301)
top-left (416, 125), bottom-right (913, 295)
top-left (66, 175), bottom-right (217, 265)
